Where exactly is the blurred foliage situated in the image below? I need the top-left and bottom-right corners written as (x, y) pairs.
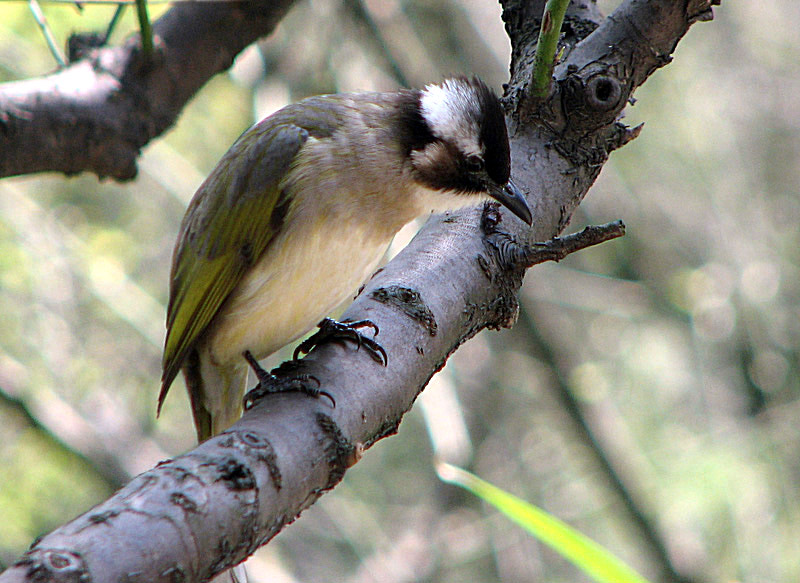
top-left (437, 463), bottom-right (651, 583)
top-left (1, 1), bottom-right (799, 582)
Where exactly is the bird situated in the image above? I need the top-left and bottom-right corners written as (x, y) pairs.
top-left (159, 76), bottom-right (532, 443)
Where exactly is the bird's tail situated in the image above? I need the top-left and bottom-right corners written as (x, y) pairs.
top-left (183, 350), bottom-right (251, 583)
top-left (183, 348), bottom-right (250, 442)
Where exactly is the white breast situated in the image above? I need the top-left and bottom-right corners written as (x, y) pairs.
top-left (206, 215), bottom-right (390, 367)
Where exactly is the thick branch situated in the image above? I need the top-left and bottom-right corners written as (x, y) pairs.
top-left (501, 0), bottom-right (716, 247)
top-left (0, 208), bottom-right (511, 582)
top-left (3, 204), bottom-right (623, 583)
top-left (0, 1), bottom-right (297, 180)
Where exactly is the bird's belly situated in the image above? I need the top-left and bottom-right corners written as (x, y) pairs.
top-left (206, 221), bottom-right (388, 367)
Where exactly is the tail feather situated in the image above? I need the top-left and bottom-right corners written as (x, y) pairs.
top-left (183, 348), bottom-right (249, 442)
top-left (182, 350), bottom-right (251, 583)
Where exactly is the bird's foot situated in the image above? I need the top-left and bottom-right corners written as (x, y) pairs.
top-left (293, 317), bottom-right (387, 366)
top-left (242, 351), bottom-right (335, 409)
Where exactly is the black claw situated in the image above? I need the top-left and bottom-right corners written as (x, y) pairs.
top-left (346, 319), bottom-right (380, 336)
top-left (242, 351), bottom-right (334, 409)
top-left (355, 335), bottom-right (387, 366)
top-left (296, 381), bottom-right (336, 408)
top-left (293, 317), bottom-right (387, 366)
top-left (243, 350), bottom-right (271, 385)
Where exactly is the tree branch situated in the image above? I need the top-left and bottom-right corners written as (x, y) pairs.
top-left (0, 1), bottom-right (298, 180)
top-left (0, 0), bottom-right (722, 582)
top-left (483, 211), bottom-right (626, 269)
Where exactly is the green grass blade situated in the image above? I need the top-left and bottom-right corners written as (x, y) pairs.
top-left (437, 462), bottom-right (653, 583)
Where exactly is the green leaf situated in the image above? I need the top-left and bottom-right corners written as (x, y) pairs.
top-left (436, 462), bottom-right (653, 583)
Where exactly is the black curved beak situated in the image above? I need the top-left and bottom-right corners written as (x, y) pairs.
top-left (488, 179), bottom-right (533, 225)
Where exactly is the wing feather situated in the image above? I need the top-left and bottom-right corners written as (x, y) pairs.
top-left (159, 121), bottom-right (309, 409)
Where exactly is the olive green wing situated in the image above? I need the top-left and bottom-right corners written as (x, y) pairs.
top-left (159, 121), bottom-right (310, 410)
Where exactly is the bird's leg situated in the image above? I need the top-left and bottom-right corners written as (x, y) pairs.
top-left (242, 317), bottom-right (387, 410)
top-left (293, 317), bottom-right (388, 366)
top-left (242, 351), bottom-right (335, 409)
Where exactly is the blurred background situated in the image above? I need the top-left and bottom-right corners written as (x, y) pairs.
top-left (0, 1), bottom-right (798, 582)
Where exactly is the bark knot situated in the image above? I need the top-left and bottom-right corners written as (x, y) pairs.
top-left (370, 285), bottom-right (438, 336)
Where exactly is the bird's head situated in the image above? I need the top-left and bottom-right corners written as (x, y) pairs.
top-left (409, 77), bottom-right (532, 225)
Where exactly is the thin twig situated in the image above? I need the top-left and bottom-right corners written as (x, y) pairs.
top-left (103, 4), bottom-right (127, 44)
top-left (526, 220), bottom-right (626, 265)
top-left (485, 217), bottom-right (627, 270)
top-left (28, 0), bottom-right (66, 67)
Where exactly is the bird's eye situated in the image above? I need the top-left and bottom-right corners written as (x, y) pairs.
top-left (465, 155), bottom-right (484, 172)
